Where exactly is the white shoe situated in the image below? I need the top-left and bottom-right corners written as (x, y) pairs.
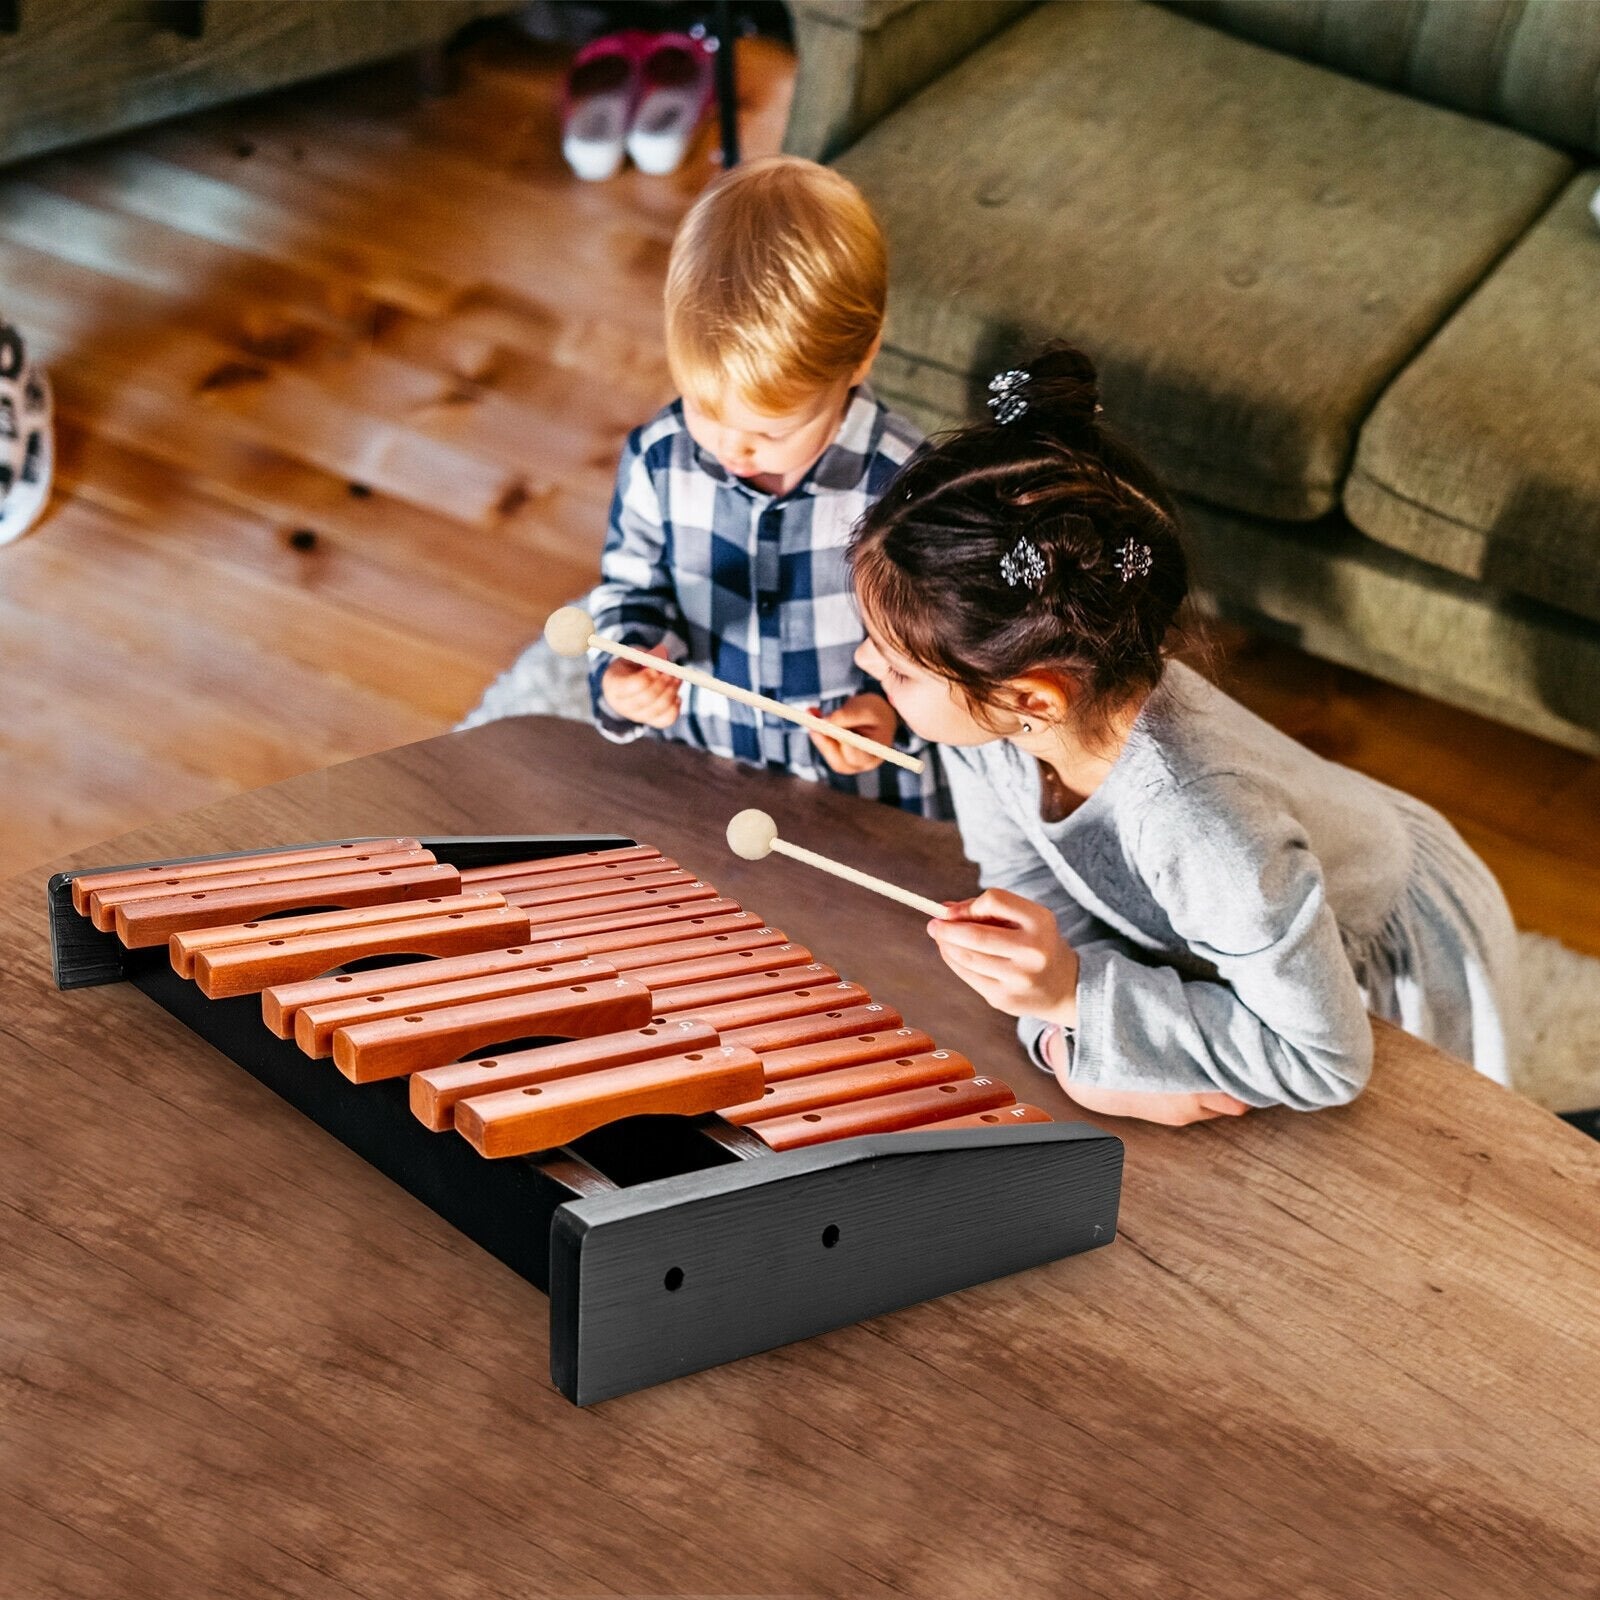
top-left (0, 319), bottom-right (52, 547)
top-left (626, 33), bottom-right (714, 177)
top-left (561, 31), bottom-right (646, 183)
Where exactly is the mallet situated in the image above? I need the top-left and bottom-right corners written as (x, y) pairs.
top-left (726, 809), bottom-right (949, 919)
top-left (545, 606), bottom-right (924, 775)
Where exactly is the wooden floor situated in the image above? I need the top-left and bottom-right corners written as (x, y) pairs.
top-left (2, 27), bottom-right (1596, 959)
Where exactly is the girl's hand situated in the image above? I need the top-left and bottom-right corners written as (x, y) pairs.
top-left (928, 888), bottom-right (1080, 1028)
top-left (807, 692), bottom-right (896, 774)
top-left (1040, 1027), bottom-right (1251, 1125)
top-left (601, 645), bottom-right (681, 728)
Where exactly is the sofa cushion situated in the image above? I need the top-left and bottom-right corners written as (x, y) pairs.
top-left (1345, 173), bottom-right (1600, 625)
top-left (835, 0), bottom-right (1571, 522)
top-left (1166, 1), bottom-right (1600, 159)
top-left (1182, 501), bottom-right (1600, 757)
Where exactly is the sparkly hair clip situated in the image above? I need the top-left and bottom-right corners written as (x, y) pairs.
top-left (1000, 535), bottom-right (1047, 591)
top-left (987, 369), bottom-right (1030, 425)
top-left (1118, 537), bottom-right (1154, 583)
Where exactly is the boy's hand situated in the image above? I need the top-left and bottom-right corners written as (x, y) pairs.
top-left (601, 644), bottom-right (682, 729)
top-left (807, 692), bottom-right (897, 774)
top-left (928, 888), bottom-right (1081, 1027)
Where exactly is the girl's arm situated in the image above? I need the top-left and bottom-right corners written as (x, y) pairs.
top-left (586, 430), bottom-right (691, 741)
top-left (941, 750), bottom-right (1147, 1067)
top-left (1065, 774), bottom-right (1374, 1111)
top-left (936, 760), bottom-right (1372, 1113)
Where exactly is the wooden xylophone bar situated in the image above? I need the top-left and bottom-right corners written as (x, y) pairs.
top-left (49, 834), bottom-right (1123, 1404)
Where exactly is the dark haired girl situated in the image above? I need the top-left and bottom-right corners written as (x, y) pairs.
top-left (850, 347), bottom-right (1516, 1124)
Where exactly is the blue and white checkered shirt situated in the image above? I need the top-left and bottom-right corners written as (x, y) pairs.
top-left (586, 387), bottom-right (948, 817)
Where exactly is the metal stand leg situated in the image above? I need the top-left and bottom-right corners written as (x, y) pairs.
top-left (712, 0), bottom-right (739, 168)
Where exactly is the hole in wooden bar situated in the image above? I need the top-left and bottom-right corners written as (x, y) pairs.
top-left (663, 1268), bottom-right (684, 1292)
top-left (821, 1225), bottom-right (840, 1248)
top-left (521, 1087), bottom-right (542, 1097)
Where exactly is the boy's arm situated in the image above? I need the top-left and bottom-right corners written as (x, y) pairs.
top-left (586, 433), bottom-right (691, 742)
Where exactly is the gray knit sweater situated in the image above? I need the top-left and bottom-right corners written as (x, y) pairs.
top-left (942, 663), bottom-right (1515, 1109)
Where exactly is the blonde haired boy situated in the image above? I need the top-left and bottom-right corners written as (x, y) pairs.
top-left (584, 155), bottom-right (944, 814)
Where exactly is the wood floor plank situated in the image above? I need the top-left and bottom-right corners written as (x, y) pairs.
top-left (4, 495), bottom-right (465, 727)
top-left (26, 310), bottom-right (528, 527)
top-left (48, 356), bottom-right (588, 586)
top-left (0, 172), bottom-right (380, 339)
top-left (53, 146), bottom-right (463, 316)
top-left (52, 424), bottom-right (542, 666)
top-left (138, 119), bottom-right (675, 335)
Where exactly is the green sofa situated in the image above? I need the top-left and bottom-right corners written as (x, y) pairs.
top-left (783, 0), bottom-right (1600, 755)
top-left (0, 0), bottom-right (515, 170)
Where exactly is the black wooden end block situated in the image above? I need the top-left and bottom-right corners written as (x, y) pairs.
top-left (548, 1122), bottom-right (1124, 1405)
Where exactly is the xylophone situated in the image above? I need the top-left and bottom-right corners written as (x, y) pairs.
top-left (48, 833), bottom-right (1122, 1404)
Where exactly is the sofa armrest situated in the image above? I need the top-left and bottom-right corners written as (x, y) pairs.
top-left (783, 0), bottom-right (1034, 162)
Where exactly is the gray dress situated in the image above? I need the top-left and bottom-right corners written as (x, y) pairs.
top-left (943, 662), bottom-right (1519, 1108)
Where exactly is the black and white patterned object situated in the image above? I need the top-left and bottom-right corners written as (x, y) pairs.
top-left (0, 317), bottom-right (53, 546)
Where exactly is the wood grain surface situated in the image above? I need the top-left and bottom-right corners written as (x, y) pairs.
top-left (3, 719), bottom-right (1596, 1599)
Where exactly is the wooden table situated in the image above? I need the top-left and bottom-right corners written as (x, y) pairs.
top-left (3, 718), bottom-right (1596, 1600)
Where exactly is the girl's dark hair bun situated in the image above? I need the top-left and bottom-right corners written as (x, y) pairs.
top-left (995, 343), bottom-right (1102, 440)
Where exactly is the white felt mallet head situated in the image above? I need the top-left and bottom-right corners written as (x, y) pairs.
top-left (726, 808), bottom-right (779, 862)
top-left (544, 605), bottom-right (597, 659)
top-left (724, 807), bottom-right (949, 917)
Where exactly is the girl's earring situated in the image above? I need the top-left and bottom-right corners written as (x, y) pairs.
top-left (1020, 719), bottom-right (1032, 735)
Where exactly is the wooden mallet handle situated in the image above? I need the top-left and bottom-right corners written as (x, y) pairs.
top-left (726, 810), bottom-right (949, 920)
top-left (545, 607), bottom-right (924, 775)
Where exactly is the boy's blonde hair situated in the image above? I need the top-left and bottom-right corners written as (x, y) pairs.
top-left (664, 155), bottom-right (887, 418)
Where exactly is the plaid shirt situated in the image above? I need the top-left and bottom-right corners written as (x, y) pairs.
top-left (586, 387), bottom-right (949, 818)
